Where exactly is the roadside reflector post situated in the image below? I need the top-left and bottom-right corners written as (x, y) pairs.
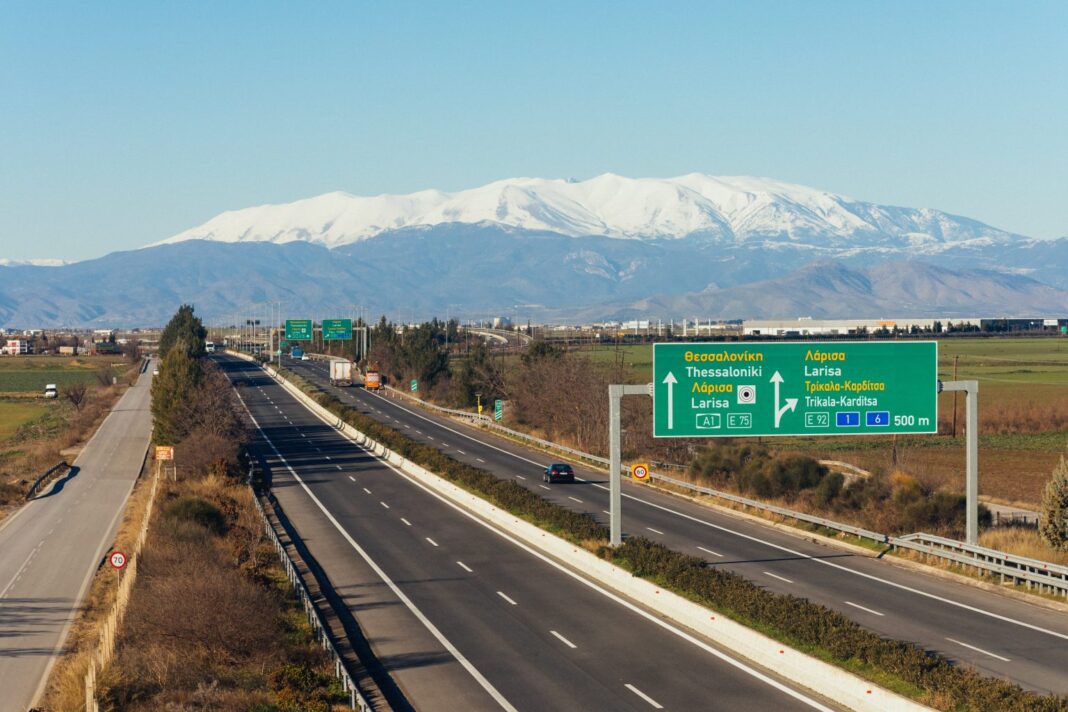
top-left (941, 380), bottom-right (979, 544)
top-left (609, 383), bottom-right (654, 547)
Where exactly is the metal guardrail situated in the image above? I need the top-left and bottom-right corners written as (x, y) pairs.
top-left (247, 466), bottom-right (374, 712)
top-left (307, 358), bottom-right (1068, 600)
top-left (889, 533), bottom-right (1068, 597)
top-left (26, 461), bottom-right (70, 499)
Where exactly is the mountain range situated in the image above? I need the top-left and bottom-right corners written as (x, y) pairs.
top-left (2, 174), bottom-right (1066, 327)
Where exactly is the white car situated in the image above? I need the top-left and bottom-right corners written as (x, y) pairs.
top-left (44, 384), bottom-right (58, 399)
top-left (153, 368), bottom-right (160, 376)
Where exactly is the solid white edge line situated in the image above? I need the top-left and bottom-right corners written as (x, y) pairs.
top-left (330, 390), bottom-right (831, 709)
top-left (497, 591), bottom-right (517, 605)
top-left (625, 683), bottom-right (664, 709)
top-left (946, 637), bottom-right (1011, 662)
top-left (550, 630), bottom-right (577, 649)
top-left (844, 601), bottom-right (885, 617)
top-left (363, 382), bottom-right (1068, 643)
top-left (233, 388), bottom-right (517, 712)
top-left (764, 571), bottom-right (794, 584)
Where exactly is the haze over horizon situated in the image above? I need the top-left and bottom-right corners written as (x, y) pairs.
top-left (2, 2), bottom-right (1067, 262)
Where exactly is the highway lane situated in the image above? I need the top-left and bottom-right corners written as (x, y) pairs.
top-left (0, 362), bottom-right (154, 712)
top-left (223, 357), bottom-right (835, 712)
top-left (287, 357), bottom-right (1068, 695)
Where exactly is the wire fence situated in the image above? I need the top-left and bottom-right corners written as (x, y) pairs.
top-left (246, 465), bottom-right (374, 711)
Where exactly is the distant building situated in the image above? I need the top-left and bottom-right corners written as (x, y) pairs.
top-left (741, 317), bottom-right (982, 336)
top-left (4, 339), bottom-right (29, 355)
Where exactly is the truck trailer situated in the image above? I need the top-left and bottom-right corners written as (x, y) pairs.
top-left (329, 360), bottom-right (353, 386)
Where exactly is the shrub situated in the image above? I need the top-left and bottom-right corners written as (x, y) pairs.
top-left (163, 496), bottom-right (227, 536)
top-left (1040, 455), bottom-right (1068, 551)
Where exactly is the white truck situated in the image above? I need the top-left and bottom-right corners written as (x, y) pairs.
top-left (329, 360), bottom-right (353, 387)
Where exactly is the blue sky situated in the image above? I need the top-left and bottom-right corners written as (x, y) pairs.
top-left (1, 2), bottom-right (1066, 261)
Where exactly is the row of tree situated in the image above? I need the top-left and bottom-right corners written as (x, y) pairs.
top-left (151, 305), bottom-right (244, 474)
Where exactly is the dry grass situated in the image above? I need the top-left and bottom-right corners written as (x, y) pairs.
top-left (89, 473), bottom-right (346, 711)
top-left (978, 527), bottom-right (1068, 567)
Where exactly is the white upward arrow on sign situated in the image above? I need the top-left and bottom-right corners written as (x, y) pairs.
top-left (663, 371), bottom-right (678, 429)
top-left (771, 371), bottom-right (798, 428)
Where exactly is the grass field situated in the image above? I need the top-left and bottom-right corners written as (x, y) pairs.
top-left (570, 338), bottom-right (1068, 506)
top-left (0, 400), bottom-right (49, 441)
top-left (0, 355), bottom-right (126, 393)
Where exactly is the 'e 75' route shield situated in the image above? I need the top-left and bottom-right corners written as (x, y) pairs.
top-left (652, 341), bottom-right (938, 438)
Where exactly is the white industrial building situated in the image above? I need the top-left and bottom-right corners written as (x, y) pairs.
top-left (741, 317), bottom-right (982, 336)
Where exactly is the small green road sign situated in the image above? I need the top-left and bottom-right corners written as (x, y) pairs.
top-left (493, 399), bottom-right (503, 421)
top-left (280, 340), bottom-right (289, 348)
top-left (322, 318), bottom-right (353, 341)
top-left (285, 320), bottom-right (313, 341)
top-left (410, 379), bottom-right (418, 392)
top-left (653, 341), bottom-right (937, 438)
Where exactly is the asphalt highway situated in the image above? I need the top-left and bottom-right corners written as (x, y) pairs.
top-left (0, 362), bottom-right (153, 712)
top-left (286, 356), bottom-right (1068, 695)
top-left (222, 357), bottom-right (835, 712)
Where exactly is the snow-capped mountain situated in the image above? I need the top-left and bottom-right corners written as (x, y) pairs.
top-left (154, 173), bottom-right (1021, 251)
top-left (0, 258), bottom-right (68, 267)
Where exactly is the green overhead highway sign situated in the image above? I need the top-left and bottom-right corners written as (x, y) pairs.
top-left (653, 341), bottom-right (937, 438)
top-left (322, 318), bottom-right (353, 341)
top-left (284, 319), bottom-right (313, 341)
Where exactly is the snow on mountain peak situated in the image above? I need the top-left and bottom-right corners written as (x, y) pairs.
top-left (153, 174), bottom-right (1020, 250)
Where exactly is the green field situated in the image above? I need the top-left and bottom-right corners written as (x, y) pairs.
top-left (0, 356), bottom-right (125, 393)
top-left (0, 400), bottom-right (49, 441)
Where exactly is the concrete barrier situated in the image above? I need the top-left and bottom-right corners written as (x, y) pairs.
top-left (240, 354), bottom-right (929, 712)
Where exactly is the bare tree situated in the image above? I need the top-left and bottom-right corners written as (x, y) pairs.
top-left (62, 382), bottom-right (89, 411)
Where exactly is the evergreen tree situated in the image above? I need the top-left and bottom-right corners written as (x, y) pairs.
top-left (159, 304), bottom-right (206, 358)
top-left (1040, 454), bottom-right (1068, 551)
top-left (151, 344), bottom-right (203, 444)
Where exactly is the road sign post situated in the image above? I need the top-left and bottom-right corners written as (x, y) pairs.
top-left (653, 341), bottom-right (937, 438)
top-left (606, 341), bottom-right (977, 548)
top-left (322, 319), bottom-right (353, 341)
top-left (609, 383), bottom-right (653, 547)
top-left (285, 319), bottom-right (313, 341)
top-left (942, 380), bottom-right (980, 544)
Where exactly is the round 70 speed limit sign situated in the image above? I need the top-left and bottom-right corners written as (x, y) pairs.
top-left (108, 551), bottom-right (128, 570)
top-left (630, 463), bottom-right (650, 481)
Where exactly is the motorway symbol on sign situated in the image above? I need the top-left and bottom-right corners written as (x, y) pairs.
top-left (411, 379), bottom-right (418, 392)
top-left (653, 341), bottom-right (937, 438)
top-left (109, 551), bottom-right (128, 569)
top-left (631, 463), bottom-right (650, 480)
top-left (322, 318), bottom-right (353, 341)
top-left (155, 445), bottom-right (174, 461)
top-left (285, 319), bottom-right (313, 341)
top-left (494, 399), bottom-right (503, 422)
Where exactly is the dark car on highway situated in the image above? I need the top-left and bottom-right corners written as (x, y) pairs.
top-left (543, 463), bottom-right (575, 483)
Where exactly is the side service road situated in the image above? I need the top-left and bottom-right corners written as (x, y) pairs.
top-left (0, 363), bottom-right (154, 712)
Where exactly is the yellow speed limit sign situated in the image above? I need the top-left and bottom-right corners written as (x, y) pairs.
top-left (630, 463), bottom-right (650, 481)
